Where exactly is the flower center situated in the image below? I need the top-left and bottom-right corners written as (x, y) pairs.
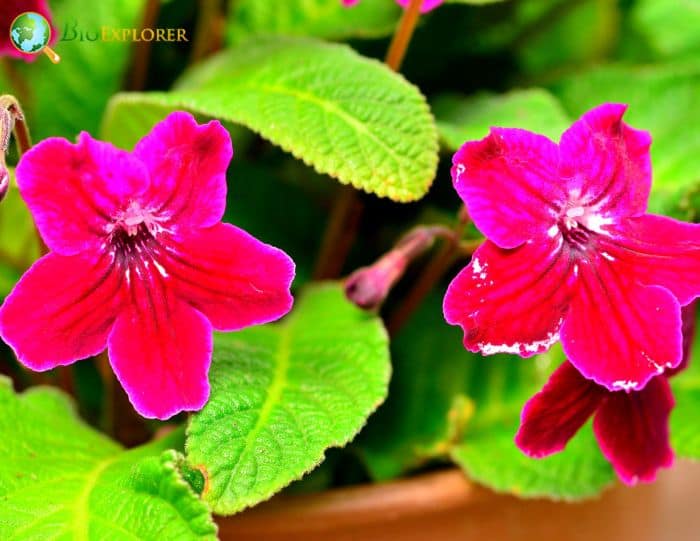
top-left (557, 206), bottom-right (596, 250)
top-left (106, 201), bottom-right (167, 271)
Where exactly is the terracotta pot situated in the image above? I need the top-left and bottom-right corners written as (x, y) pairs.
top-left (216, 460), bottom-right (700, 541)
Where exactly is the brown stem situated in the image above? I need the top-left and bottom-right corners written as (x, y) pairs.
top-left (385, 0), bottom-right (424, 71)
top-left (387, 209), bottom-right (471, 336)
top-left (127, 0), bottom-right (161, 91)
top-left (56, 367), bottom-right (75, 396)
top-left (96, 351), bottom-right (115, 436)
top-left (312, 186), bottom-right (364, 280)
top-left (190, 0), bottom-right (226, 64)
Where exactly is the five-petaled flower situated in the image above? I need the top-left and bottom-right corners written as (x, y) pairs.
top-left (1, 0), bottom-right (56, 61)
top-left (0, 111), bottom-right (295, 419)
top-left (516, 302), bottom-right (696, 484)
top-left (342, 0), bottom-right (443, 13)
top-left (443, 103), bottom-right (700, 392)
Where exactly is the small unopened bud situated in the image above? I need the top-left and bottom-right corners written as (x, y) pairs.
top-left (345, 225), bottom-right (457, 310)
top-left (345, 251), bottom-right (407, 310)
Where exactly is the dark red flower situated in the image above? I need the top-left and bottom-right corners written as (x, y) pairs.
top-left (516, 303), bottom-right (697, 484)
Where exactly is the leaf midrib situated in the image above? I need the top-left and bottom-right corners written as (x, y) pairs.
top-left (215, 323), bottom-right (293, 502)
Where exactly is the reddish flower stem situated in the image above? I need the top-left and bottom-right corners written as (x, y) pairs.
top-left (312, 186), bottom-right (364, 279)
top-left (387, 207), bottom-right (473, 336)
top-left (385, 0), bottom-right (424, 71)
top-left (313, 1), bottom-right (425, 279)
top-left (128, 0), bottom-right (162, 90)
top-left (190, 0), bottom-right (226, 64)
top-left (96, 351), bottom-right (115, 436)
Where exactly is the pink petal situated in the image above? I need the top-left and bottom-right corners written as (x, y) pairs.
top-left (157, 223), bottom-right (294, 331)
top-left (602, 214), bottom-right (700, 306)
top-left (559, 103), bottom-right (652, 219)
top-left (396, 0), bottom-right (443, 12)
top-left (452, 128), bottom-right (563, 249)
top-left (133, 111), bottom-right (232, 230)
top-left (0, 252), bottom-right (122, 370)
top-left (593, 376), bottom-right (674, 484)
top-left (16, 132), bottom-right (149, 255)
top-left (443, 238), bottom-right (574, 356)
top-left (108, 267), bottom-right (212, 420)
top-left (560, 254), bottom-right (682, 391)
top-left (516, 361), bottom-right (605, 457)
top-left (341, 0), bottom-right (359, 5)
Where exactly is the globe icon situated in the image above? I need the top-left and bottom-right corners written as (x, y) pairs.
top-left (9, 12), bottom-right (51, 54)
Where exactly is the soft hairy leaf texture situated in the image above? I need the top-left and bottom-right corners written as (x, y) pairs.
top-left (0, 378), bottom-right (217, 540)
top-left (432, 89), bottom-right (570, 151)
top-left (186, 284), bottom-right (391, 515)
top-left (228, 0), bottom-right (400, 43)
top-left (553, 62), bottom-right (700, 219)
top-left (103, 37), bottom-right (439, 202)
top-left (358, 293), bottom-right (613, 499)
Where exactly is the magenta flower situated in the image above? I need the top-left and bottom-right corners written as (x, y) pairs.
top-left (342, 0), bottom-right (443, 13)
top-left (1, 0), bottom-right (56, 61)
top-left (0, 112), bottom-right (295, 419)
top-left (443, 103), bottom-right (700, 392)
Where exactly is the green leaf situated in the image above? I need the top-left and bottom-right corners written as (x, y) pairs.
top-left (0, 379), bottom-right (217, 540)
top-left (451, 420), bottom-right (612, 500)
top-left (357, 293), bottom-right (613, 499)
top-left (103, 37), bottom-right (439, 202)
top-left (553, 62), bottom-right (700, 220)
top-left (432, 89), bottom-right (570, 150)
top-left (227, 0), bottom-right (400, 44)
top-left (186, 283), bottom-right (391, 515)
top-left (0, 171), bottom-right (39, 298)
top-left (632, 0), bottom-right (700, 59)
top-left (514, 0), bottom-right (619, 76)
top-left (671, 305), bottom-right (700, 458)
top-left (10, 0), bottom-right (143, 140)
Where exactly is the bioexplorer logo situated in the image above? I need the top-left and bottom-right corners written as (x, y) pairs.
top-left (9, 11), bottom-right (60, 63)
top-left (59, 21), bottom-right (189, 43)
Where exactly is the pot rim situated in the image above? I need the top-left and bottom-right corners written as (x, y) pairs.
top-left (216, 467), bottom-right (485, 534)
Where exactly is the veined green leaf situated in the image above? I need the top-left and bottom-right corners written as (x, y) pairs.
top-left (0, 378), bottom-right (216, 540)
top-left (227, 0), bottom-right (400, 44)
top-left (186, 283), bottom-right (391, 515)
top-left (102, 37), bottom-right (439, 202)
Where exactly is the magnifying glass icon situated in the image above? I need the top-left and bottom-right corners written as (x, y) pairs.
top-left (9, 12), bottom-right (60, 64)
